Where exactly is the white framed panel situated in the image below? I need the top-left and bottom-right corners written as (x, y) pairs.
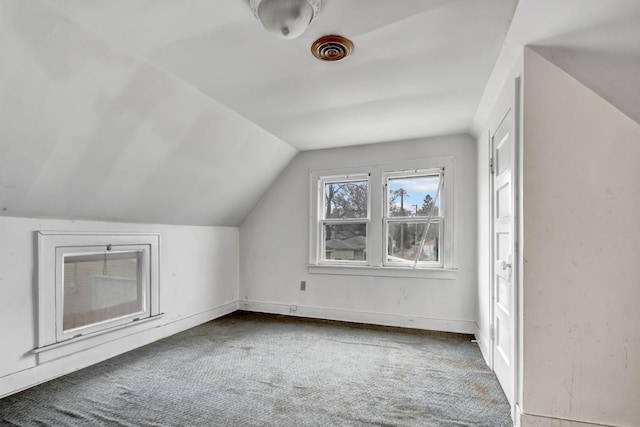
top-left (37, 232), bottom-right (160, 350)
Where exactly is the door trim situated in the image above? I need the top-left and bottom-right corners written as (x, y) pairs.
top-left (488, 76), bottom-right (521, 424)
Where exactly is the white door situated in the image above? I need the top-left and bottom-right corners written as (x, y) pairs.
top-left (492, 106), bottom-right (516, 409)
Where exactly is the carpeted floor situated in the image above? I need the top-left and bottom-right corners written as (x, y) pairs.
top-left (0, 311), bottom-right (512, 426)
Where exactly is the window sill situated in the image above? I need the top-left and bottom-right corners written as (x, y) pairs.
top-left (33, 314), bottom-right (165, 363)
top-left (307, 265), bottom-right (458, 279)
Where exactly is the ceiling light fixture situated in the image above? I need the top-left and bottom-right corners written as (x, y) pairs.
top-left (249, 0), bottom-right (322, 40)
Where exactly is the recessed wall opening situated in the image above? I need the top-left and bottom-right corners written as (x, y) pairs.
top-left (36, 232), bottom-right (161, 357)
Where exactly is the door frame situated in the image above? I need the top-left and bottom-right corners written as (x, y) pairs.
top-left (488, 75), bottom-right (522, 424)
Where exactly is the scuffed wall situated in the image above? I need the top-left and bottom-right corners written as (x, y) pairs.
top-left (521, 48), bottom-right (640, 426)
top-left (0, 216), bottom-right (239, 398)
top-left (240, 135), bottom-right (478, 333)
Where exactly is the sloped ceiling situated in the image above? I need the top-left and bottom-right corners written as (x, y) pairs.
top-left (0, 0), bottom-right (517, 226)
top-left (472, 0), bottom-right (640, 133)
top-left (525, 1), bottom-right (640, 127)
top-left (1, 0), bottom-right (638, 226)
top-left (39, 0), bottom-right (518, 150)
top-left (0, 0), bottom-right (296, 226)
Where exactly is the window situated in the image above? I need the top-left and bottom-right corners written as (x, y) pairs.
top-left (309, 157), bottom-right (454, 276)
top-left (320, 175), bottom-right (369, 264)
top-left (58, 246), bottom-right (149, 341)
top-left (384, 170), bottom-right (443, 268)
top-left (37, 233), bottom-right (161, 352)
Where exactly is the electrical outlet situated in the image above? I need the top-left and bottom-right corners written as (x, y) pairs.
top-left (300, 280), bottom-right (306, 291)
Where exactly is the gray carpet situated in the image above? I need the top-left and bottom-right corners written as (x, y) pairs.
top-left (0, 312), bottom-right (512, 426)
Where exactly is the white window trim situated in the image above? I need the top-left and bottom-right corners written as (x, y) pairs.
top-left (36, 232), bottom-right (162, 357)
top-left (309, 157), bottom-right (456, 278)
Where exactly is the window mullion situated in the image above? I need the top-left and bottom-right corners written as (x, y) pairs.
top-left (368, 170), bottom-right (383, 267)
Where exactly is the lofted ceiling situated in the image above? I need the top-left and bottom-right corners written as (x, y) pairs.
top-left (1, 0), bottom-right (638, 226)
top-left (41, 0), bottom-right (518, 150)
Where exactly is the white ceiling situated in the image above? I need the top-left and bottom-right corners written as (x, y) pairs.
top-left (1, 0), bottom-right (638, 226)
top-left (42, 0), bottom-right (518, 150)
top-left (0, 0), bottom-right (297, 226)
top-left (472, 0), bottom-right (640, 133)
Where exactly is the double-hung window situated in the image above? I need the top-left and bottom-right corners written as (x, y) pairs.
top-left (310, 157), bottom-right (454, 275)
top-left (384, 169), bottom-right (444, 268)
top-left (319, 175), bottom-right (369, 264)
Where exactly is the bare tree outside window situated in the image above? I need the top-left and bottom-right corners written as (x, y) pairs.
top-left (322, 180), bottom-right (368, 261)
top-left (324, 181), bottom-right (368, 219)
top-left (313, 163), bottom-right (450, 270)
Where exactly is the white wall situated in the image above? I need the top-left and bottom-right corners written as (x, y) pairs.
top-left (0, 216), bottom-right (239, 398)
top-left (520, 49), bottom-right (640, 426)
top-left (240, 135), bottom-right (478, 333)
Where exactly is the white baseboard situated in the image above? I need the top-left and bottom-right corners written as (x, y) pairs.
top-left (475, 324), bottom-right (492, 366)
top-left (0, 300), bottom-right (239, 399)
top-left (241, 300), bottom-right (476, 334)
top-left (521, 413), bottom-right (616, 427)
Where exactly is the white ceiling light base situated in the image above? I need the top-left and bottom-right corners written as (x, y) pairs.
top-left (249, 0), bottom-right (322, 39)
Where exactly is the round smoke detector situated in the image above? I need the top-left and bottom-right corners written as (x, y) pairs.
top-left (311, 35), bottom-right (354, 62)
